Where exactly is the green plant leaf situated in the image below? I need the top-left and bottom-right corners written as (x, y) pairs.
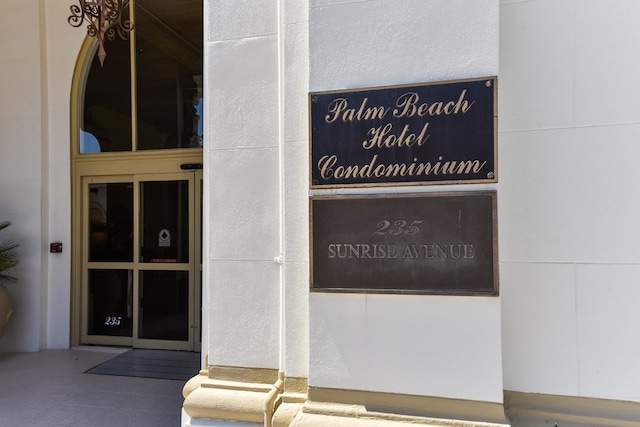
top-left (0, 221), bottom-right (19, 285)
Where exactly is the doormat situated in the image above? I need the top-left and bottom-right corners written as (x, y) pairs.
top-left (85, 349), bottom-right (201, 381)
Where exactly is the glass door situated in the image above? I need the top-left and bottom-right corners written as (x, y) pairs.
top-left (81, 171), bottom-right (202, 351)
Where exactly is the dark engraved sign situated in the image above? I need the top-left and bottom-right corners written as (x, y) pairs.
top-left (310, 77), bottom-right (497, 188)
top-left (310, 192), bottom-right (498, 295)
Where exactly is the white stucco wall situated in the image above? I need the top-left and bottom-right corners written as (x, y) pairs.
top-left (43, 0), bottom-right (85, 349)
top-left (308, 0), bottom-right (503, 403)
top-left (283, 0), bottom-right (311, 379)
top-left (186, 1), bottom-right (309, 422)
top-left (203, 0), bottom-right (310, 377)
top-left (0, 0), bottom-right (46, 352)
top-left (0, 1), bottom-right (82, 352)
top-left (499, 0), bottom-right (640, 403)
top-left (204, 0), bottom-right (281, 370)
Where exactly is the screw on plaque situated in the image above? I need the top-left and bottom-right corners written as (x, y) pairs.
top-left (311, 95), bottom-right (319, 102)
top-left (486, 80), bottom-right (492, 88)
top-left (487, 172), bottom-right (495, 179)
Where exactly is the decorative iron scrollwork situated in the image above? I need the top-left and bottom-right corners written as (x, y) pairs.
top-left (68, 0), bottom-right (134, 66)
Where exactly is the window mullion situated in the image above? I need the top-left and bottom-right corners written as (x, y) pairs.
top-left (130, 0), bottom-right (138, 152)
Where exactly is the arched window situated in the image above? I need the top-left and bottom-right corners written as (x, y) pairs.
top-left (80, 0), bottom-right (203, 153)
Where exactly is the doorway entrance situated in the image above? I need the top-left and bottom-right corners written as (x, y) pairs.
top-left (70, 0), bottom-right (204, 350)
top-left (80, 170), bottom-right (202, 351)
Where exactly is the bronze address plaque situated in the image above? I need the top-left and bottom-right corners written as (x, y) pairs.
top-left (310, 192), bottom-right (498, 295)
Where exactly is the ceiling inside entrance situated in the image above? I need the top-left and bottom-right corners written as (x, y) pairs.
top-left (137, 0), bottom-right (202, 52)
top-left (136, 0), bottom-right (203, 71)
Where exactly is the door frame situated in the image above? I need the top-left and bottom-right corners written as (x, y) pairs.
top-left (69, 7), bottom-right (205, 350)
top-left (71, 152), bottom-right (203, 350)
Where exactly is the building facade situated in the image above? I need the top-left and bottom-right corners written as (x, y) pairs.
top-left (1, 1), bottom-right (640, 426)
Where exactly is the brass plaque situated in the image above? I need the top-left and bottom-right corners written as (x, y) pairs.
top-left (310, 192), bottom-right (498, 295)
top-left (310, 77), bottom-right (497, 188)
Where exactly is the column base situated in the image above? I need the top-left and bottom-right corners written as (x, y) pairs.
top-left (289, 387), bottom-right (511, 427)
top-left (290, 403), bottom-right (510, 427)
top-left (182, 367), bottom-right (512, 426)
top-left (182, 365), bottom-right (307, 426)
top-left (504, 391), bottom-right (640, 427)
